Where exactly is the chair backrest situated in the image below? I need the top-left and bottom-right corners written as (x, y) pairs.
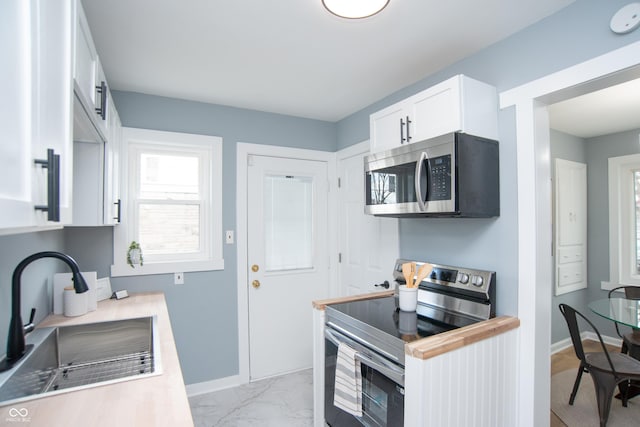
top-left (558, 303), bottom-right (618, 374)
top-left (608, 285), bottom-right (640, 300)
top-left (607, 286), bottom-right (640, 336)
top-left (559, 304), bottom-right (587, 362)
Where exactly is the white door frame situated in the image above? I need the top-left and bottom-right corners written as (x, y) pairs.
top-left (236, 142), bottom-right (337, 384)
top-left (500, 40), bottom-right (640, 427)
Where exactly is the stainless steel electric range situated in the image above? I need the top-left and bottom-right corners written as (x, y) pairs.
top-left (324, 259), bottom-right (496, 427)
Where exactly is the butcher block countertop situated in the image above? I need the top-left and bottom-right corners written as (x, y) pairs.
top-left (4, 292), bottom-right (193, 427)
top-left (405, 315), bottom-right (520, 360)
top-left (312, 290), bottom-right (394, 310)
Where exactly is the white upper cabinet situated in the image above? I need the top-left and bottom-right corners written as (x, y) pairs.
top-left (0, 0), bottom-right (74, 234)
top-left (104, 96), bottom-right (122, 225)
top-left (370, 75), bottom-right (498, 154)
top-left (70, 0), bottom-right (121, 227)
top-left (73, 0), bottom-right (109, 141)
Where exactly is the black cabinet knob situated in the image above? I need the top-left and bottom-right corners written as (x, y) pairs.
top-left (375, 280), bottom-right (390, 289)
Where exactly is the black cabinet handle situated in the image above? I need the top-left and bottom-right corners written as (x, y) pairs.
top-left (400, 118), bottom-right (406, 144)
top-left (114, 199), bottom-right (121, 223)
top-left (95, 81), bottom-right (107, 120)
top-left (406, 116), bottom-right (412, 142)
top-left (34, 148), bottom-right (60, 222)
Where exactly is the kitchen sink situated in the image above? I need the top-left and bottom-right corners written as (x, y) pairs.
top-left (0, 316), bottom-right (161, 406)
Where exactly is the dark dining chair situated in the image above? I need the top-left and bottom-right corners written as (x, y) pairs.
top-left (559, 303), bottom-right (640, 427)
top-left (608, 285), bottom-right (640, 359)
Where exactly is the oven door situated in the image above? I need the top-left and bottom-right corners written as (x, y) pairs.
top-left (324, 327), bottom-right (405, 427)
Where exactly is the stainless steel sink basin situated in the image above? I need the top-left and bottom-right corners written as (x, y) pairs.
top-left (0, 316), bottom-right (161, 406)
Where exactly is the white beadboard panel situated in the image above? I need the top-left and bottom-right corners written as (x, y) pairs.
top-left (312, 308), bottom-right (326, 427)
top-left (405, 328), bottom-right (519, 427)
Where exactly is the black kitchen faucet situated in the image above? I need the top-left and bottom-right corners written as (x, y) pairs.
top-left (0, 251), bottom-right (89, 372)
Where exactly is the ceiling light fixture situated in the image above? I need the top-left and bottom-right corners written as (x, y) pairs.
top-left (322, 0), bottom-right (390, 19)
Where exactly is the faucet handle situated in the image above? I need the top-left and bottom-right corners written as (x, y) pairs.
top-left (23, 308), bottom-right (36, 335)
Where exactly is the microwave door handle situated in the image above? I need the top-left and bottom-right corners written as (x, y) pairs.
top-left (415, 152), bottom-right (428, 211)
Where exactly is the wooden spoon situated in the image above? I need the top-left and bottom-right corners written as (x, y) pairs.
top-left (414, 263), bottom-right (433, 287)
top-left (402, 262), bottom-right (415, 288)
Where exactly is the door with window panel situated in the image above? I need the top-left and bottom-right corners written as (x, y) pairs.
top-left (247, 155), bottom-right (329, 380)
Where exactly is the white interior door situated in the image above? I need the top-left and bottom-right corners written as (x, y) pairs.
top-left (338, 145), bottom-right (399, 296)
top-left (247, 155), bottom-right (329, 380)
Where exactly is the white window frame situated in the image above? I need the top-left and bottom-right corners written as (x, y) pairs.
top-left (111, 128), bottom-right (223, 277)
top-left (605, 150), bottom-right (640, 289)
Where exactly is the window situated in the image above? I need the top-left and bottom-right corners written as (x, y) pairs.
top-left (607, 152), bottom-right (640, 288)
top-left (111, 128), bottom-right (223, 276)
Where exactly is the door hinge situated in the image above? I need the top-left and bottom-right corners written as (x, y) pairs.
top-left (338, 177), bottom-right (341, 188)
top-left (338, 253), bottom-right (342, 263)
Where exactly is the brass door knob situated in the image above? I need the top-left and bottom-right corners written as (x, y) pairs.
top-left (251, 264), bottom-right (259, 272)
top-left (252, 280), bottom-right (260, 289)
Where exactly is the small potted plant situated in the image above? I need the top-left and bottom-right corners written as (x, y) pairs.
top-left (127, 241), bottom-right (144, 268)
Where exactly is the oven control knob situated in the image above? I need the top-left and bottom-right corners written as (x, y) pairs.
top-left (471, 275), bottom-right (484, 287)
top-left (459, 273), bottom-right (469, 284)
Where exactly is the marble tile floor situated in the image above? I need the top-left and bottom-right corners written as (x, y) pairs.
top-left (189, 368), bottom-right (314, 427)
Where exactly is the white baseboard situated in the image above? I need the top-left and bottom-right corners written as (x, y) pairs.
top-left (186, 374), bottom-right (245, 397)
top-left (551, 332), bottom-right (622, 355)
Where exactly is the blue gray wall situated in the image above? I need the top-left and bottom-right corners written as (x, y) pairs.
top-left (3, 0), bottom-right (640, 386)
top-left (62, 94), bottom-right (335, 385)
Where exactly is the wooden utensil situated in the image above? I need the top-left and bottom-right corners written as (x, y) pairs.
top-left (415, 263), bottom-right (433, 287)
top-left (402, 262), bottom-right (415, 288)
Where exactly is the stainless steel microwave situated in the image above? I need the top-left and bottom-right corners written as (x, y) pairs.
top-left (364, 132), bottom-right (499, 217)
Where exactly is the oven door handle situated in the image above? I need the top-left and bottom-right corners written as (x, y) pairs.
top-left (325, 328), bottom-right (405, 386)
top-left (414, 151), bottom-right (428, 212)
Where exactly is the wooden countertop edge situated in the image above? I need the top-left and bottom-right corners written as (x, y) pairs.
top-left (312, 290), bottom-right (395, 310)
top-left (405, 316), bottom-right (520, 360)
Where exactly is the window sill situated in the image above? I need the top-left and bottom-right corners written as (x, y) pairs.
top-left (111, 259), bottom-right (224, 277)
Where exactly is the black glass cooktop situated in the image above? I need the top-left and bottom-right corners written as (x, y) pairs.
top-left (327, 296), bottom-right (459, 344)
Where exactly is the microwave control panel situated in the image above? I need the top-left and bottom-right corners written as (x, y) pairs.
top-left (427, 155), bottom-right (451, 201)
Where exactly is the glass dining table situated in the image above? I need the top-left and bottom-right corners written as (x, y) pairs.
top-left (589, 297), bottom-right (640, 331)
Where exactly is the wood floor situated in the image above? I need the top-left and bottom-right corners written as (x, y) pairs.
top-left (550, 340), bottom-right (619, 427)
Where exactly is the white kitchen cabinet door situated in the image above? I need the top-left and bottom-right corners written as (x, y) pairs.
top-left (368, 75), bottom-right (498, 155)
top-left (0, 0), bottom-right (36, 230)
top-left (409, 75), bottom-right (498, 143)
top-left (369, 101), bottom-right (409, 153)
top-left (73, 0), bottom-right (98, 112)
top-left (554, 159), bottom-right (587, 295)
top-left (0, 0), bottom-right (73, 233)
top-left (73, 1), bottom-right (110, 141)
top-left (103, 96), bottom-right (122, 225)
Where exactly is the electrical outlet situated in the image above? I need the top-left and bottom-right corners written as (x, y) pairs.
top-left (174, 272), bottom-right (184, 285)
top-left (225, 230), bottom-right (234, 244)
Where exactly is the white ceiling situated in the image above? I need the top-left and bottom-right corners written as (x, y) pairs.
top-left (548, 78), bottom-right (640, 139)
top-left (82, 0), bottom-right (574, 122)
